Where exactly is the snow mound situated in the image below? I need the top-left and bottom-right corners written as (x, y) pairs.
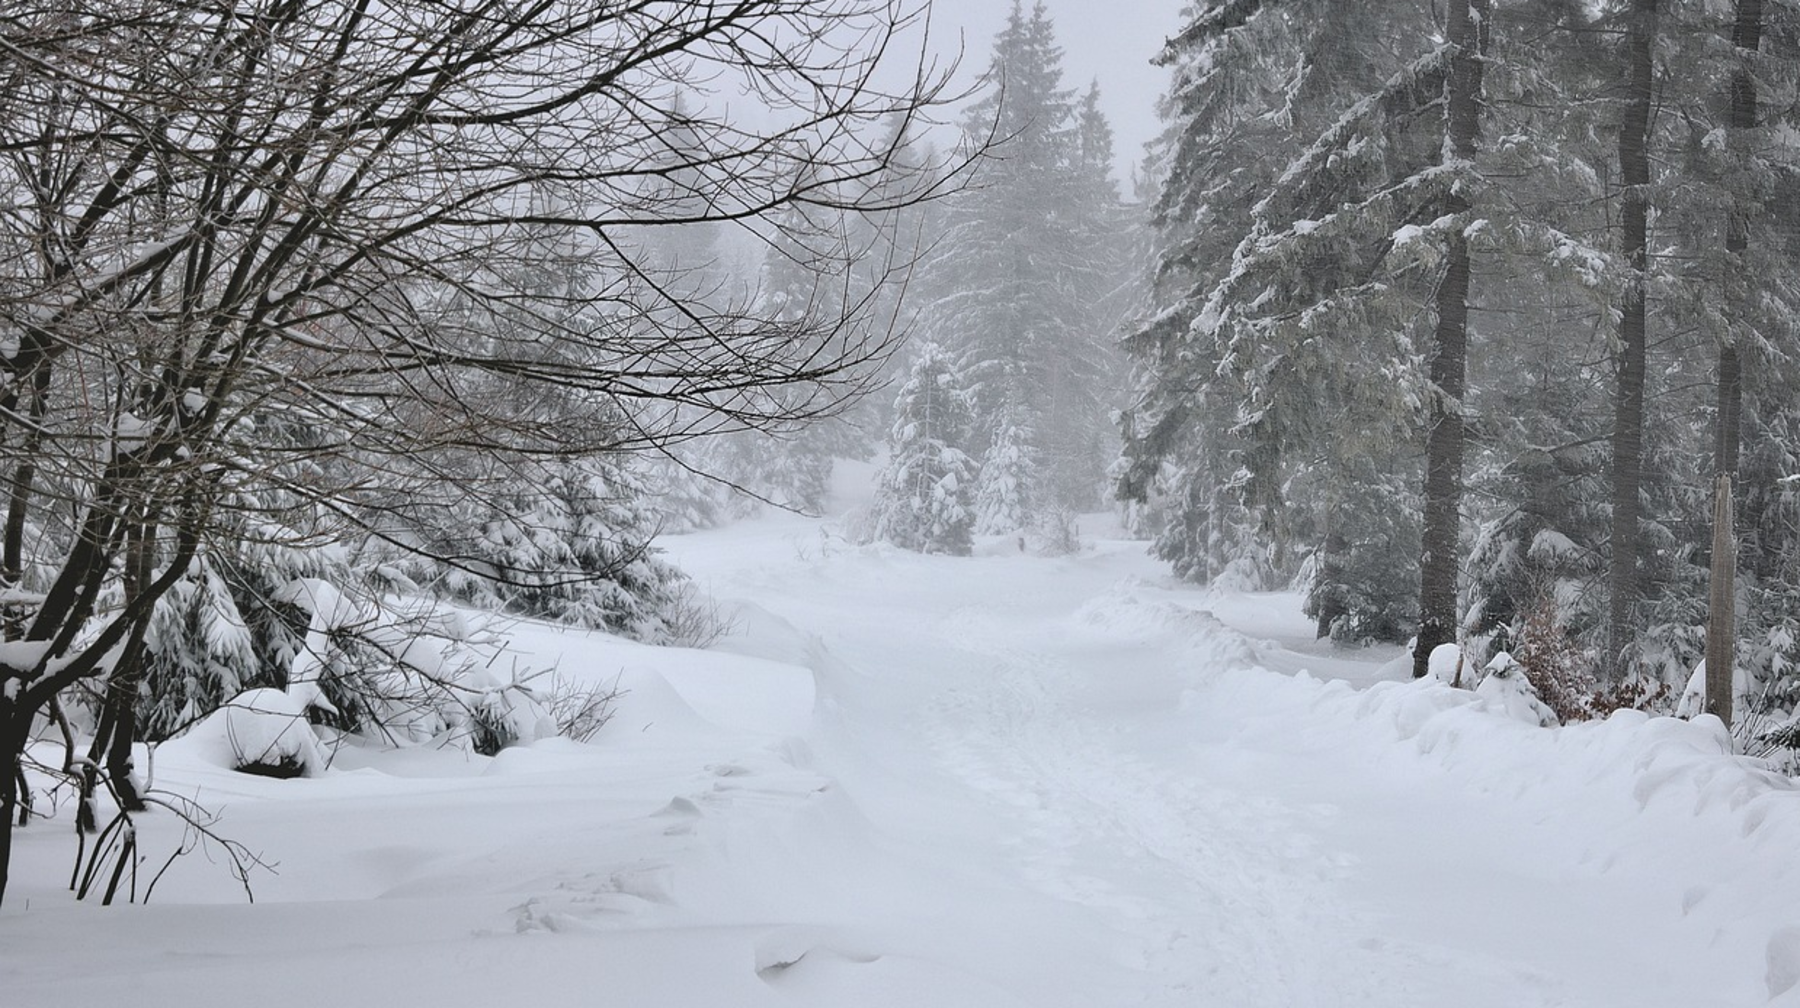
top-left (1299, 666), bottom-right (1796, 850)
top-left (1769, 927), bottom-right (1800, 999)
top-left (1474, 652), bottom-right (1559, 727)
top-left (710, 599), bottom-right (816, 668)
top-left (1424, 642), bottom-right (1464, 684)
top-left (166, 688), bottom-right (329, 777)
top-left (1073, 581), bottom-right (1260, 670)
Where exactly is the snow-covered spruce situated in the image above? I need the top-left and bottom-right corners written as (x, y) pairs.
top-left (868, 343), bottom-right (978, 555)
top-left (914, 2), bottom-right (1135, 526)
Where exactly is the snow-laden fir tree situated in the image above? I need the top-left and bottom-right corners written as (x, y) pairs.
top-left (1118, 0), bottom-right (1405, 594)
top-left (974, 410), bottom-right (1035, 535)
top-left (131, 401), bottom-right (364, 739)
top-left (1038, 80), bottom-right (1139, 509)
top-left (1460, 325), bottom-right (1611, 664)
top-left (1120, 0), bottom-right (1662, 663)
top-left (368, 204), bottom-right (698, 640)
top-left (1447, 1), bottom-right (1687, 680)
top-left (918, 2), bottom-right (1135, 520)
top-left (1119, 0), bottom-right (1446, 643)
top-left (408, 453), bottom-right (687, 639)
top-left (137, 538), bottom-right (342, 741)
top-left (1458, 0), bottom-right (1800, 693)
top-left (871, 343), bottom-right (977, 555)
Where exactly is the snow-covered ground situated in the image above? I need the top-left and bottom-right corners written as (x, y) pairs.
top-left (5, 461), bottom-right (1799, 1007)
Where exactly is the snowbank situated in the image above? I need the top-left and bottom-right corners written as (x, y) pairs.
top-left (11, 505), bottom-right (1800, 1008)
top-left (162, 688), bottom-right (329, 777)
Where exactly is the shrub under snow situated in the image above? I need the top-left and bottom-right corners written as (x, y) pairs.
top-left (181, 688), bottom-right (330, 778)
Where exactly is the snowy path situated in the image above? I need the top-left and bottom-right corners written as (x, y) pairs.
top-left (703, 541), bottom-right (1398, 1008)
top-left (809, 582), bottom-right (1368, 1002)
top-left (670, 508), bottom-right (1800, 1007)
top-left (5, 487), bottom-right (1800, 1006)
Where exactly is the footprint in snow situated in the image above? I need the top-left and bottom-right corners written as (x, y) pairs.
top-left (509, 863), bottom-right (677, 934)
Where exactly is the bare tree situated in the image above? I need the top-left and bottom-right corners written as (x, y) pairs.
top-left (0, 0), bottom-right (964, 905)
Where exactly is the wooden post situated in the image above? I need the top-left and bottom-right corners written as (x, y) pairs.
top-left (1705, 472), bottom-right (1735, 726)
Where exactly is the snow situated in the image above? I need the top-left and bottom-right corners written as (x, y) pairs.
top-left (166, 689), bottom-right (328, 777)
top-left (8, 466), bottom-right (1800, 1006)
top-left (1676, 659), bottom-right (1756, 719)
top-left (275, 577), bottom-right (357, 715)
top-left (1529, 527), bottom-right (1582, 562)
top-left (1425, 640), bottom-right (1464, 683)
top-left (0, 639), bottom-right (52, 672)
top-left (1475, 652), bottom-right (1559, 727)
top-left (110, 411), bottom-right (157, 453)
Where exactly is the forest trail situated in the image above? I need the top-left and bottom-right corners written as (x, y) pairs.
top-left (3, 478), bottom-right (1794, 1007)
top-left (668, 487), bottom-right (1791, 1008)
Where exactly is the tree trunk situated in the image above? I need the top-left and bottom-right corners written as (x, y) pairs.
top-left (0, 703), bottom-right (28, 906)
top-left (1606, 0), bottom-right (1657, 680)
top-left (1717, 0), bottom-right (1760, 484)
top-left (1705, 0), bottom-right (1761, 718)
top-left (0, 724), bottom-right (10, 908)
top-left (1, 358), bottom-right (52, 643)
top-left (1706, 474), bottom-right (1736, 725)
top-left (95, 518), bottom-right (159, 815)
top-left (1315, 526), bottom-right (1349, 639)
top-left (1414, 0), bottom-right (1488, 678)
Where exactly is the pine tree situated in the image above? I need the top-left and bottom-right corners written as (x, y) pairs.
top-left (1121, 0), bottom-right (1447, 639)
top-left (975, 412), bottom-right (1035, 535)
top-left (394, 452), bottom-right (683, 638)
top-left (374, 204), bottom-right (698, 639)
top-left (1601, 0), bottom-right (1659, 679)
top-left (870, 344), bottom-right (977, 555)
top-left (684, 197), bottom-right (870, 518)
top-left (919, 3), bottom-right (1135, 521)
top-left (1661, 0), bottom-right (1800, 706)
top-left (1122, 0), bottom-right (1667, 662)
top-left (1116, 0), bottom-right (1318, 585)
top-left (138, 536), bottom-right (340, 740)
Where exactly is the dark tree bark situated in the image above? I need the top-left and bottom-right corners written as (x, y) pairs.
top-left (1414, 0), bottom-right (1489, 678)
top-left (0, 712), bottom-right (23, 905)
top-left (1707, 0), bottom-right (1763, 721)
top-left (1606, 0), bottom-right (1658, 680)
top-left (1706, 473), bottom-right (1736, 724)
top-left (80, 518), bottom-right (160, 823)
top-left (1716, 0), bottom-right (1762, 489)
top-left (1, 360), bottom-right (51, 624)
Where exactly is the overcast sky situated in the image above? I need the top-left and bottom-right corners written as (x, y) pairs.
top-left (925, 0), bottom-right (1178, 186)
